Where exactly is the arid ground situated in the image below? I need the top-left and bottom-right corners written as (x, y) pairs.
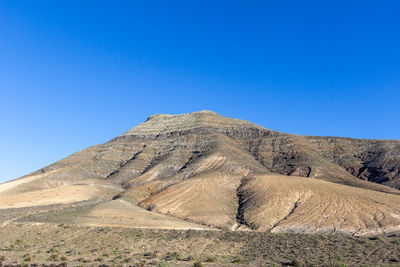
top-left (0, 222), bottom-right (400, 266)
top-left (1, 111), bottom-right (400, 266)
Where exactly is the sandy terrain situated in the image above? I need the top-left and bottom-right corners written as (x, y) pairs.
top-left (241, 174), bottom-right (400, 235)
top-left (40, 198), bottom-right (211, 230)
top-left (0, 179), bottom-right (122, 209)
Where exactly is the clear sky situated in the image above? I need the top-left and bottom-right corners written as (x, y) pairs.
top-left (1, 1), bottom-right (399, 183)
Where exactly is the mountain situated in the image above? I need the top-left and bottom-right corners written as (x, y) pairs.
top-left (1, 110), bottom-right (400, 235)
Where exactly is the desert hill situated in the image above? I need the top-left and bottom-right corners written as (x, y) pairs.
top-left (1, 110), bottom-right (400, 235)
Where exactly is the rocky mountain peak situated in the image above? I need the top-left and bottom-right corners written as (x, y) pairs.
top-left (122, 110), bottom-right (268, 137)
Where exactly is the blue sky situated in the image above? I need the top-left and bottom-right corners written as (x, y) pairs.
top-left (1, 1), bottom-right (399, 183)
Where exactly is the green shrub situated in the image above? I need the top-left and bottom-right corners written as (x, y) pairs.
top-left (60, 256), bottom-right (68, 261)
top-left (292, 259), bottom-right (303, 267)
top-left (164, 251), bottom-right (180, 261)
top-left (193, 261), bottom-right (204, 267)
top-left (23, 254), bottom-right (31, 262)
top-left (48, 254), bottom-right (59, 261)
top-left (157, 261), bottom-right (169, 267)
top-left (231, 256), bottom-right (241, 264)
top-left (205, 255), bottom-right (217, 262)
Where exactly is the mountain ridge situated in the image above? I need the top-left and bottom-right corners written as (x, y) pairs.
top-left (1, 111), bottom-right (400, 235)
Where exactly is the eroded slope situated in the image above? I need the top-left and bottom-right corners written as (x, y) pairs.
top-left (237, 174), bottom-right (400, 236)
top-left (1, 110), bottom-right (400, 235)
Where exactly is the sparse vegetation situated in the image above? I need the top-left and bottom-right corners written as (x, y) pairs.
top-left (291, 258), bottom-right (303, 267)
top-left (231, 255), bottom-right (242, 264)
top-left (164, 251), bottom-right (180, 261)
top-left (157, 261), bottom-right (169, 267)
top-left (331, 254), bottom-right (346, 267)
top-left (60, 255), bottom-right (68, 261)
top-left (48, 253), bottom-right (59, 261)
top-left (193, 261), bottom-right (204, 267)
top-left (0, 223), bottom-right (399, 266)
top-left (205, 255), bottom-right (217, 262)
top-left (22, 253), bottom-right (31, 262)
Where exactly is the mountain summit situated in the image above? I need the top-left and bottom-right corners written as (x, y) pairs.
top-left (1, 111), bottom-right (400, 235)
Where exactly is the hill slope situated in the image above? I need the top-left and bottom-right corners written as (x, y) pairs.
top-left (1, 110), bottom-right (400, 235)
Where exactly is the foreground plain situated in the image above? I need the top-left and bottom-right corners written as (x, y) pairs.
top-left (0, 223), bottom-right (399, 266)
